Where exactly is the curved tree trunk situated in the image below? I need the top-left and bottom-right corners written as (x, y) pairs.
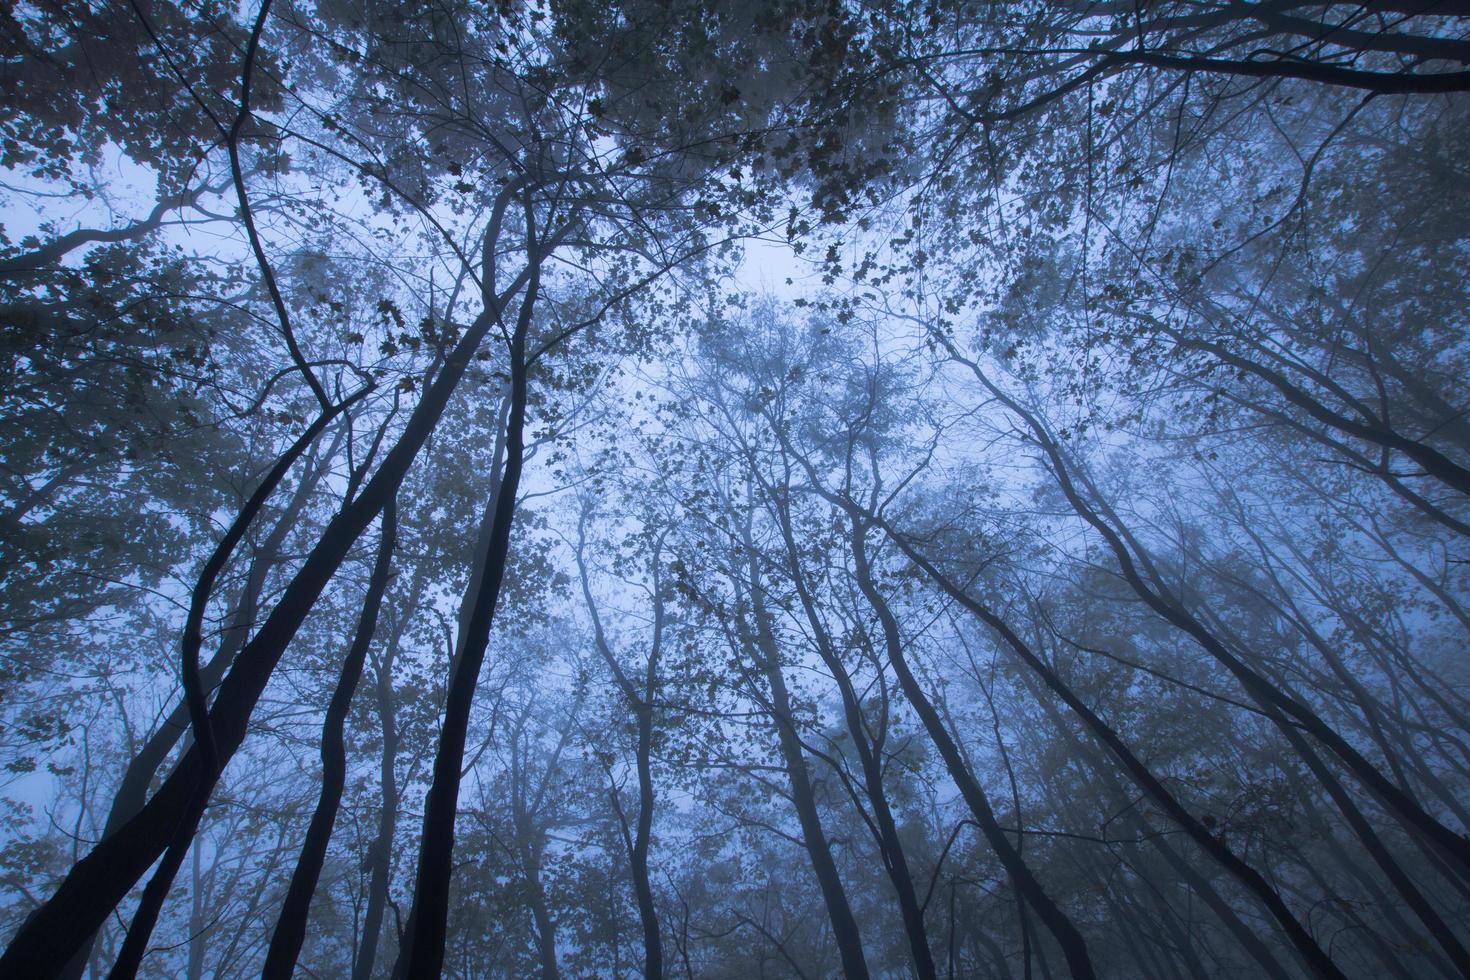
top-left (57, 441), bottom-right (330, 980)
top-left (105, 394), bottom-right (371, 980)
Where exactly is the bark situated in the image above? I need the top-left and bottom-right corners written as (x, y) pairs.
top-left (1244, 5), bottom-right (1470, 63)
top-left (628, 703), bottom-right (662, 980)
top-left (1277, 755), bottom-right (1447, 980)
top-left (179, 391), bottom-right (368, 785)
top-left (1148, 831), bottom-right (1291, 980)
top-left (186, 844), bottom-right (207, 980)
top-left (105, 783), bottom-right (210, 979)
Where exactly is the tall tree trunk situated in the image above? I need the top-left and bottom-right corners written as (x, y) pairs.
top-left (1018, 669), bottom-right (1294, 980)
top-left (735, 516), bottom-right (872, 980)
top-left (263, 499), bottom-right (397, 978)
top-left (860, 508), bottom-right (1347, 978)
top-left (1266, 693), bottom-right (1470, 975)
top-left (628, 700), bottom-right (663, 980)
top-left (352, 571), bottom-right (421, 980)
top-left (394, 223), bottom-right (546, 977)
top-left (846, 519), bottom-right (1097, 979)
top-left (575, 513), bottom-right (667, 980)
top-left (0, 259), bottom-right (530, 977)
top-left (522, 840), bottom-right (562, 980)
top-left (758, 478), bottom-right (935, 980)
top-left (946, 348), bottom-right (1470, 884)
top-left (58, 415), bottom-right (342, 980)
top-left (106, 394), bottom-right (373, 980)
top-left (105, 779), bottom-right (212, 979)
top-left (754, 649), bottom-right (871, 980)
top-left (186, 836), bottom-right (208, 980)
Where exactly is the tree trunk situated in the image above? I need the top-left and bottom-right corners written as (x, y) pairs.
top-left (575, 512), bottom-right (665, 979)
top-left (848, 522), bottom-right (1096, 978)
top-left (732, 513), bottom-right (872, 980)
top-left (949, 350), bottom-right (1470, 885)
top-left (1019, 672), bottom-right (1294, 980)
top-left (523, 841), bottom-right (562, 980)
top-left (186, 838), bottom-right (208, 980)
top-left (866, 509), bottom-right (1346, 978)
top-left (0, 278), bottom-right (520, 978)
top-left (352, 571), bottom-right (420, 980)
top-left (394, 229), bottom-right (545, 977)
top-left (58, 418), bottom-right (340, 980)
top-left (263, 498), bottom-right (396, 977)
top-left (761, 482), bottom-right (935, 980)
top-left (629, 701), bottom-right (663, 980)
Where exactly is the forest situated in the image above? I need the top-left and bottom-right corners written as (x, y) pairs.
top-left (2, 1), bottom-right (1469, 977)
